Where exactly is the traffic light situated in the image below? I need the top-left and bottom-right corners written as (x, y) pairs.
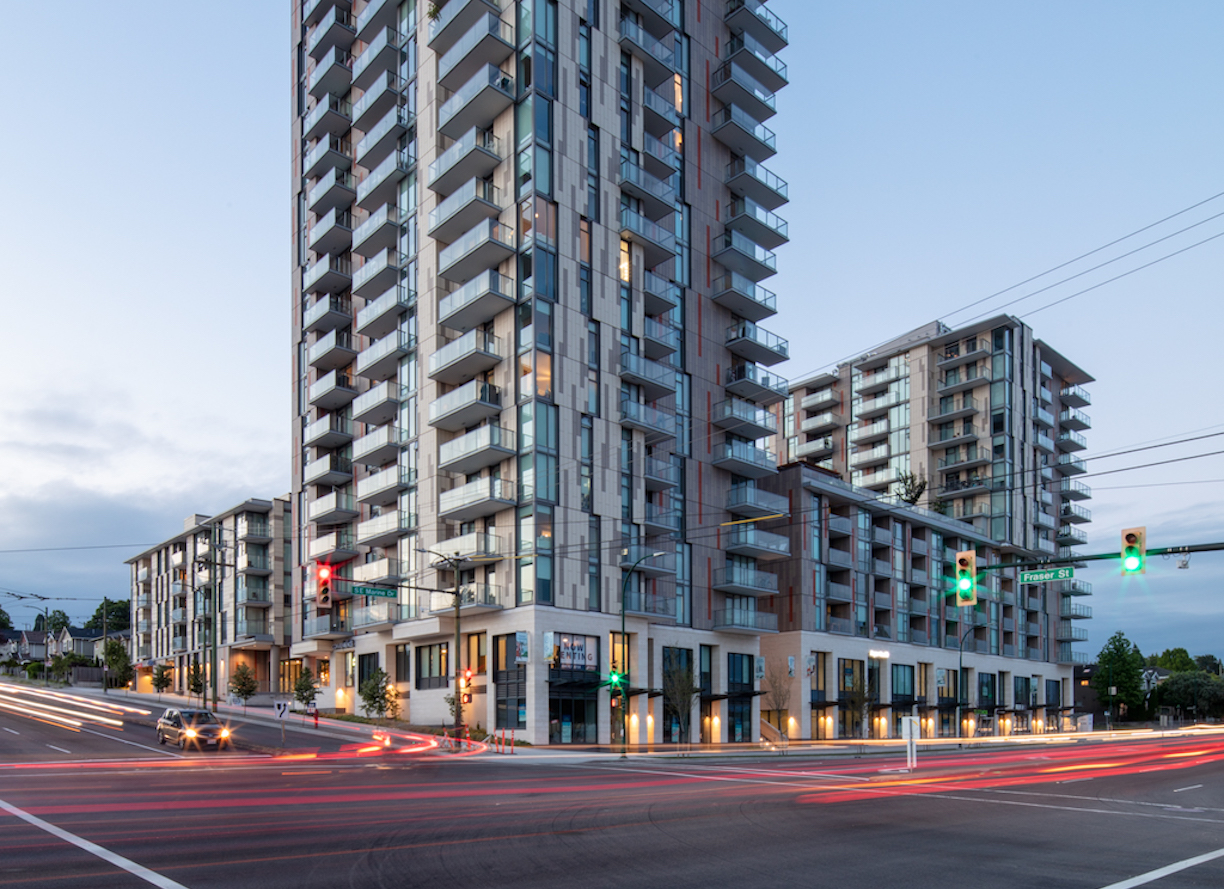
top-left (608, 670), bottom-right (624, 692)
top-left (459, 668), bottom-right (473, 705)
top-left (1121, 527), bottom-right (1147, 575)
top-left (954, 549), bottom-right (977, 606)
top-left (316, 563), bottom-right (332, 609)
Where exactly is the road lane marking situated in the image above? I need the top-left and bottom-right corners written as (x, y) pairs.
top-left (46, 745), bottom-right (72, 754)
top-left (3, 727), bottom-right (18, 734)
top-left (0, 796), bottom-right (190, 889)
top-left (1174, 784), bottom-right (1203, 793)
top-left (1098, 845), bottom-right (1224, 888)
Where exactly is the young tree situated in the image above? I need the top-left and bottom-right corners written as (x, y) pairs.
top-left (359, 668), bottom-right (391, 722)
top-left (46, 610), bottom-right (71, 636)
top-left (293, 667), bottom-right (319, 713)
top-left (187, 662), bottom-right (206, 704)
top-left (893, 472), bottom-right (928, 506)
top-left (152, 664), bottom-right (173, 699)
top-left (762, 659), bottom-right (793, 733)
top-left (1093, 631), bottom-right (1144, 720)
top-left (85, 600), bottom-right (130, 633)
top-left (386, 683), bottom-right (402, 723)
top-left (103, 638), bottom-right (134, 690)
top-left (229, 663), bottom-right (259, 713)
top-left (661, 659), bottom-right (700, 746)
top-left (0, 605), bottom-right (11, 630)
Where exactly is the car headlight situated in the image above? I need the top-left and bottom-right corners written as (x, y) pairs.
top-left (221, 729), bottom-right (230, 738)
top-left (185, 728), bottom-right (197, 738)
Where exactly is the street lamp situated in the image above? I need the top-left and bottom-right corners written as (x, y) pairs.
top-left (619, 548), bottom-right (665, 758)
top-left (868, 649), bottom-right (889, 738)
top-left (957, 610), bottom-right (975, 739)
top-left (420, 548), bottom-right (465, 736)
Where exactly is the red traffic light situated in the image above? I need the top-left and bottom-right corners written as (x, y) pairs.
top-left (316, 564), bottom-right (332, 582)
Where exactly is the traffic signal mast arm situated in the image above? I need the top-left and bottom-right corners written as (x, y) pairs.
top-left (972, 540), bottom-right (1224, 572)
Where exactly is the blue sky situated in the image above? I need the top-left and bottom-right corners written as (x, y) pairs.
top-left (1, 1), bottom-right (1221, 660)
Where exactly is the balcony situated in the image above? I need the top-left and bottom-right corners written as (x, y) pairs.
top-left (725, 526), bottom-right (789, 561)
top-left (725, 0), bottom-right (788, 54)
top-left (724, 32), bottom-right (787, 93)
top-left (438, 64), bottom-right (514, 140)
top-left (1060, 384), bottom-right (1091, 407)
top-left (855, 466), bottom-right (898, 490)
top-left (1056, 622), bottom-right (1089, 643)
top-left (1061, 600), bottom-right (1093, 620)
top-left (307, 167), bottom-right (356, 217)
top-left (1056, 524), bottom-right (1088, 547)
top-left (1058, 454), bottom-right (1087, 475)
top-left (935, 422), bottom-right (979, 449)
top-left (356, 148), bottom-right (414, 211)
top-left (712, 608), bottom-right (779, 634)
top-left (621, 0), bottom-right (679, 40)
top-left (352, 71), bottom-right (403, 131)
top-left (427, 0), bottom-right (501, 54)
top-left (352, 558), bottom-right (402, 584)
top-left (930, 394), bottom-right (978, 422)
top-left (428, 329), bottom-right (503, 385)
top-left (308, 530), bottom-right (359, 563)
top-left (308, 6), bottom-right (355, 58)
top-left (619, 400), bottom-right (676, 444)
top-left (856, 363), bottom-right (907, 397)
top-left (304, 294), bottom-right (351, 334)
top-left (356, 510), bottom-right (415, 547)
top-left (643, 130), bottom-right (681, 178)
top-left (309, 207), bottom-right (353, 256)
top-left (352, 600), bottom-right (400, 631)
top-left (427, 583), bottom-right (508, 616)
top-left (795, 435), bottom-right (834, 461)
top-left (170, 608), bottom-right (187, 625)
top-left (304, 0), bottom-right (351, 29)
top-left (1034, 406), bottom-right (1055, 428)
top-left (428, 177), bottom-right (501, 241)
top-left (308, 370), bottom-right (357, 410)
top-left (644, 503), bottom-right (682, 535)
top-left (643, 271), bottom-right (682, 315)
top-left (712, 440), bottom-right (777, 479)
top-left (725, 363), bottom-right (787, 406)
top-left (713, 397), bottom-right (777, 439)
top-left (726, 485), bottom-right (787, 519)
top-left (618, 159), bottom-right (678, 220)
top-left (940, 475), bottom-right (989, 498)
top-left (858, 389), bottom-right (905, 419)
top-left (429, 380), bottom-right (503, 431)
top-left (428, 127), bottom-right (501, 194)
top-left (850, 444), bottom-right (889, 469)
top-left (711, 105), bottom-right (777, 162)
top-left (1060, 408), bottom-right (1091, 430)
top-left (356, 285), bottom-right (413, 339)
top-left (849, 419), bottom-right (889, 445)
top-left (726, 321), bottom-right (788, 366)
top-left (643, 318), bottom-right (680, 360)
top-left (308, 329), bottom-right (358, 371)
top-left (712, 62), bottom-right (777, 122)
top-left (714, 229), bottom-right (778, 281)
top-left (438, 218), bottom-right (515, 284)
top-left (726, 198), bottom-right (788, 250)
top-left (619, 546), bottom-right (677, 578)
top-left (936, 338), bottom-right (990, 371)
top-left (1058, 429), bottom-right (1087, 452)
top-left (352, 379), bottom-right (405, 425)
top-left (439, 478), bottom-right (516, 522)
top-left (432, 532), bottom-right (505, 568)
top-left (353, 19), bottom-right (401, 85)
top-left (937, 366), bottom-right (988, 395)
top-left (1061, 502), bottom-right (1091, 524)
top-left (308, 47), bottom-right (352, 99)
top-left (353, 424), bottom-right (407, 466)
top-left (439, 424), bottom-right (515, 475)
top-left (642, 86), bottom-right (681, 137)
top-left (618, 18), bottom-right (676, 87)
top-left (304, 92), bottom-right (352, 141)
top-left (439, 13), bottom-right (514, 90)
top-left (725, 157), bottom-right (787, 210)
top-left (308, 492), bottom-right (359, 525)
top-left (355, 330), bottom-right (414, 382)
top-left (620, 207), bottom-right (676, 268)
top-left (304, 453), bottom-right (353, 487)
top-left (623, 589), bottom-right (677, 621)
top-left (356, 465), bottom-right (413, 507)
top-left (645, 456), bottom-right (680, 491)
top-left (352, 202), bottom-right (401, 260)
top-left (355, 105), bottom-right (411, 169)
top-left (619, 351), bottom-right (676, 400)
top-left (302, 614), bottom-right (352, 641)
top-left (801, 388), bottom-right (838, 412)
top-left (1060, 478), bottom-right (1091, 500)
top-left (937, 448), bottom-right (989, 473)
top-left (304, 133), bottom-right (352, 180)
top-left (303, 252), bottom-right (353, 295)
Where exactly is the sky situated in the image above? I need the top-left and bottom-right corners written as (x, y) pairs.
top-left (0, 2), bottom-right (1221, 660)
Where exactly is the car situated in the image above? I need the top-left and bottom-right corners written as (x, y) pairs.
top-left (156, 708), bottom-right (232, 751)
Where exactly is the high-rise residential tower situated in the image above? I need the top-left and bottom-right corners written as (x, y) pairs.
top-left (290, 0), bottom-right (790, 745)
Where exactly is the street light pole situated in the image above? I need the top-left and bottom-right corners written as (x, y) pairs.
top-left (957, 607), bottom-right (975, 739)
top-left (619, 549), bottom-right (664, 759)
top-left (421, 549), bottom-right (464, 736)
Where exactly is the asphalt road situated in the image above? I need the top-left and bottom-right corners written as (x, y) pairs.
top-left (2, 700), bottom-right (1224, 889)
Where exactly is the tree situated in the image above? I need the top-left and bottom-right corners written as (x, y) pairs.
top-left (85, 600), bottom-right (130, 633)
top-left (762, 659), bottom-right (793, 733)
top-left (1093, 631), bottom-right (1145, 721)
top-left (1196, 654), bottom-right (1222, 675)
top-left (893, 471), bottom-right (928, 506)
top-left (229, 663), bottom-right (259, 713)
top-left (661, 658), bottom-right (700, 746)
top-left (0, 605), bottom-right (11, 630)
top-left (386, 683), bottom-right (402, 723)
top-left (187, 662), bottom-right (206, 704)
top-left (50, 652), bottom-right (90, 682)
top-left (103, 638), bottom-right (133, 689)
top-left (1156, 647), bottom-right (1197, 673)
top-left (46, 610), bottom-right (71, 636)
top-left (1156, 672), bottom-right (1224, 721)
top-left (294, 668), bottom-right (320, 714)
top-left (359, 668), bottom-right (391, 722)
top-left (152, 664), bottom-right (173, 699)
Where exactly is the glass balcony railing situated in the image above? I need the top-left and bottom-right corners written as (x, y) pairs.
top-left (429, 127), bottom-right (500, 186)
top-left (725, 156), bottom-right (788, 201)
top-left (429, 177), bottom-right (500, 231)
top-left (712, 105), bottom-right (777, 152)
top-left (726, 320), bottom-right (789, 359)
top-left (438, 64), bottom-right (514, 133)
top-left (429, 380), bottom-right (502, 422)
top-left (440, 478), bottom-right (516, 515)
top-left (711, 62), bottom-right (777, 115)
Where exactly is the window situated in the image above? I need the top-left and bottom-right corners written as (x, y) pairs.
top-left (357, 652), bottom-right (379, 689)
top-left (415, 643), bottom-right (448, 690)
top-left (467, 633), bottom-right (487, 674)
top-left (343, 651), bottom-right (354, 687)
top-left (891, 664), bottom-right (915, 698)
top-left (394, 644), bottom-right (410, 683)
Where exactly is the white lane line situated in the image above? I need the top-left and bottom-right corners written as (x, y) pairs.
top-left (46, 745), bottom-right (72, 754)
top-left (0, 796), bottom-right (190, 889)
top-left (2, 727), bottom-right (18, 734)
top-left (1174, 784), bottom-right (1203, 793)
top-left (1098, 845), bottom-right (1224, 888)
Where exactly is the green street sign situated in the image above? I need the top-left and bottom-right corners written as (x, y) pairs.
top-left (353, 585), bottom-right (397, 598)
top-left (1019, 567), bottom-right (1074, 584)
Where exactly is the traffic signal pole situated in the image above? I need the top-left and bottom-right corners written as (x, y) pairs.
top-left (973, 540), bottom-right (1224, 573)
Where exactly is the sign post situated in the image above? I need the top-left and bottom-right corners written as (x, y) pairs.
top-left (900, 716), bottom-right (919, 770)
top-left (1019, 567), bottom-right (1074, 584)
top-left (274, 699), bottom-right (289, 743)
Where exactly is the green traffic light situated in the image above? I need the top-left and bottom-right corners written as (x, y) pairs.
top-left (957, 575), bottom-right (972, 592)
top-left (1123, 551), bottom-right (1142, 572)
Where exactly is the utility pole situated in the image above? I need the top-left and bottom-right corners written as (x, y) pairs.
top-left (101, 596), bottom-right (107, 693)
top-left (421, 549), bottom-right (465, 735)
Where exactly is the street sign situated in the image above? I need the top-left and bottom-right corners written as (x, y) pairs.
top-left (353, 585), bottom-right (396, 598)
top-left (274, 700), bottom-right (290, 720)
top-left (1019, 567), bottom-right (1074, 583)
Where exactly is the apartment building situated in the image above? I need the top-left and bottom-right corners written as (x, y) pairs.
top-left (780, 316), bottom-right (1094, 667)
top-left (290, 0), bottom-right (791, 744)
top-left (757, 464), bottom-right (1081, 740)
top-left (126, 498), bottom-right (292, 701)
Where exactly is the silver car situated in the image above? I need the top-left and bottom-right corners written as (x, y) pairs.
top-left (156, 708), bottom-right (232, 750)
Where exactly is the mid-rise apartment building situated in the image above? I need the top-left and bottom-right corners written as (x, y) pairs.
top-left (780, 316), bottom-right (1094, 668)
top-left (126, 498), bottom-right (292, 701)
top-left (290, 0), bottom-right (792, 744)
